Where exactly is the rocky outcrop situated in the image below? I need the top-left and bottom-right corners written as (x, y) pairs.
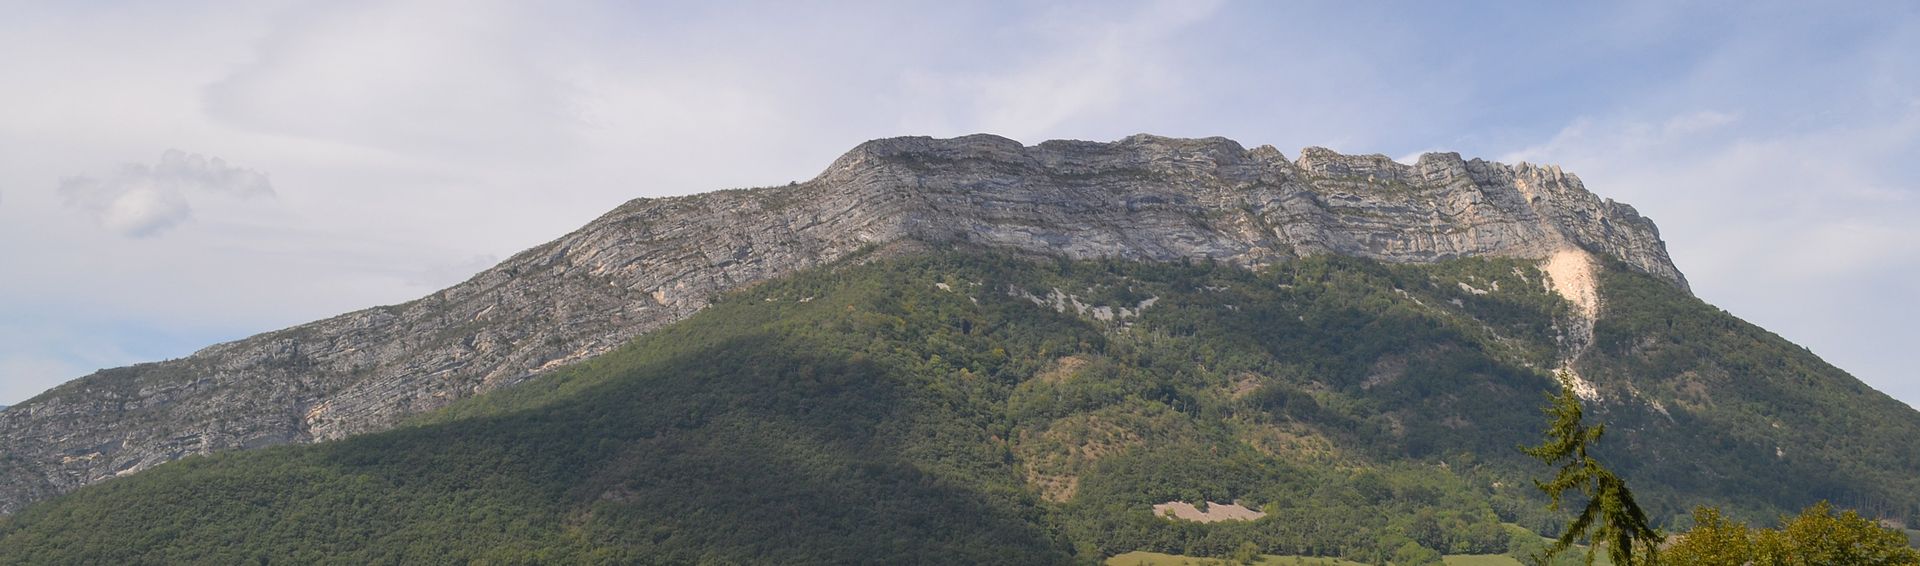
top-left (0, 134), bottom-right (1687, 514)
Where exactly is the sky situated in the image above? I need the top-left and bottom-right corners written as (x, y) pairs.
top-left (1, 1), bottom-right (1916, 408)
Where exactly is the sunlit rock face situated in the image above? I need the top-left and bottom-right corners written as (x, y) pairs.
top-left (0, 134), bottom-right (1685, 514)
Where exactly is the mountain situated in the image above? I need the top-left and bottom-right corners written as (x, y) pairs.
top-left (0, 135), bottom-right (1916, 564)
top-left (0, 134), bottom-right (1688, 514)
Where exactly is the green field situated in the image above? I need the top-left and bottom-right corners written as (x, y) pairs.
top-left (1107, 551), bottom-right (1371, 565)
top-left (1107, 551), bottom-right (1523, 565)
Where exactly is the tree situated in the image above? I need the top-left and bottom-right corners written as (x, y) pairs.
top-left (1507, 528), bottom-right (1549, 564)
top-left (1391, 540), bottom-right (1444, 566)
top-left (1756, 501), bottom-right (1919, 565)
top-left (1232, 540), bottom-right (1262, 565)
top-left (1666, 502), bottom-right (1920, 565)
top-left (1663, 507), bottom-right (1752, 566)
top-left (1520, 382), bottom-right (1661, 565)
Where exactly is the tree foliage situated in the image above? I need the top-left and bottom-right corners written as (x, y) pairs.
top-left (1666, 502), bottom-right (1920, 565)
top-left (1522, 384), bottom-right (1661, 565)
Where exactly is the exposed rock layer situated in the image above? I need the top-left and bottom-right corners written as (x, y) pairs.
top-left (0, 134), bottom-right (1686, 514)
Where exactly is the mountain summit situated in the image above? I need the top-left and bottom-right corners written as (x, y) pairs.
top-left (825, 134), bottom-right (1685, 288)
top-left (0, 134), bottom-right (1745, 515)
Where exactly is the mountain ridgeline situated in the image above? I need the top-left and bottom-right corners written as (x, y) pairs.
top-left (0, 135), bottom-right (1915, 563)
top-left (0, 134), bottom-right (1686, 514)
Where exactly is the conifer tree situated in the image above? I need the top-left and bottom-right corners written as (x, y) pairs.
top-left (1521, 380), bottom-right (1662, 565)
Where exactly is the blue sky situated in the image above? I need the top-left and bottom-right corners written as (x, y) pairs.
top-left (1, 0), bottom-right (1915, 408)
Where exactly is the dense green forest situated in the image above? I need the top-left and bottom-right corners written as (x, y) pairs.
top-left (1, 247), bottom-right (1915, 564)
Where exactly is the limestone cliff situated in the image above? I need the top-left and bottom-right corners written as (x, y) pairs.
top-left (0, 134), bottom-right (1687, 514)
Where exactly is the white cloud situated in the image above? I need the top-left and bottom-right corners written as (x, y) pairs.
top-left (58, 150), bottom-right (274, 237)
top-left (203, 1), bottom-right (576, 160)
top-left (1661, 110), bottom-right (1739, 137)
top-left (896, 0), bottom-right (1223, 141)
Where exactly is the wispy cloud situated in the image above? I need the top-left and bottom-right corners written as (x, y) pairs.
top-left (897, 0), bottom-right (1223, 141)
top-left (203, 1), bottom-right (577, 161)
top-left (58, 150), bottom-right (274, 237)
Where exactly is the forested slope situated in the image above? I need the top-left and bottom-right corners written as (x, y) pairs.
top-left (2, 249), bottom-right (1914, 564)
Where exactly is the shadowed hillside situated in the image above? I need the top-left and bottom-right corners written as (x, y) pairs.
top-left (3, 249), bottom-right (1914, 564)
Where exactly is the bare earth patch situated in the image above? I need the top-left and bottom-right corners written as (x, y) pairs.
top-left (1017, 415), bottom-right (1145, 502)
top-left (1035, 355), bottom-right (1091, 384)
top-left (1361, 354), bottom-right (1408, 390)
top-left (1228, 372), bottom-right (1263, 398)
top-left (1541, 248), bottom-right (1599, 321)
top-left (1240, 422), bottom-right (1346, 464)
top-left (1541, 248), bottom-right (1603, 401)
top-left (1153, 501), bottom-right (1267, 523)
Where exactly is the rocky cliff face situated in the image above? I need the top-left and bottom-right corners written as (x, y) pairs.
top-left (0, 134), bottom-right (1687, 514)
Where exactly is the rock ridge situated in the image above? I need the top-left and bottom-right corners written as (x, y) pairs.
top-left (0, 133), bottom-right (1687, 514)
